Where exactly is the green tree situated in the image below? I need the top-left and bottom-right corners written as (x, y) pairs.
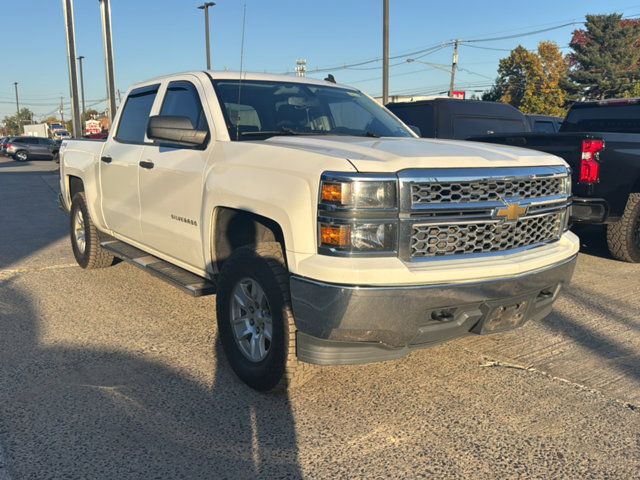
top-left (483, 42), bottom-right (567, 116)
top-left (568, 14), bottom-right (640, 99)
top-left (2, 108), bottom-right (36, 135)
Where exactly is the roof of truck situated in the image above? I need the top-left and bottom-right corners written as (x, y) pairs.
top-left (129, 71), bottom-right (354, 91)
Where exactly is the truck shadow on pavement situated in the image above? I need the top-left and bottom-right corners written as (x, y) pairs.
top-left (0, 277), bottom-right (302, 479)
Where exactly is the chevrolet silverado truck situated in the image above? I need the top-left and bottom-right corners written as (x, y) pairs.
top-left (471, 98), bottom-right (640, 263)
top-left (59, 72), bottom-right (578, 391)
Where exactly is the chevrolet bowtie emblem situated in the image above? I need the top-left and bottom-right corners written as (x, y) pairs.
top-left (496, 202), bottom-right (528, 222)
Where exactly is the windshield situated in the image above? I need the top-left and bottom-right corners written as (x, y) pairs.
top-left (212, 79), bottom-right (413, 141)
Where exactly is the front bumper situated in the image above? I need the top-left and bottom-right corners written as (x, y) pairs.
top-left (291, 254), bottom-right (577, 365)
top-left (571, 197), bottom-right (609, 224)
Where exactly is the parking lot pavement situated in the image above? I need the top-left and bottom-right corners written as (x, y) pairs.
top-left (0, 163), bottom-right (638, 478)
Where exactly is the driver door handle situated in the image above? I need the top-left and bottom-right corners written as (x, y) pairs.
top-left (100, 156), bottom-right (112, 163)
top-left (139, 160), bottom-right (155, 169)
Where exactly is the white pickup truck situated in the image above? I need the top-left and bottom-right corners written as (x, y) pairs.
top-left (59, 71), bottom-right (579, 391)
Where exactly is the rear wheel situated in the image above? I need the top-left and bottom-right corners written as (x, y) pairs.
top-left (69, 192), bottom-right (115, 269)
top-left (216, 243), bottom-right (315, 391)
top-left (606, 193), bottom-right (640, 263)
top-left (14, 150), bottom-right (28, 162)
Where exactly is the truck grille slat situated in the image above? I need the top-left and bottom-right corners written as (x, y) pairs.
top-left (410, 213), bottom-right (563, 258)
top-left (411, 177), bottom-right (563, 205)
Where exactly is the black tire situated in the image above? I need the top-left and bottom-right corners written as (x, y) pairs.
top-left (14, 150), bottom-right (28, 162)
top-left (216, 242), bottom-right (315, 391)
top-left (69, 192), bottom-right (115, 269)
top-left (606, 193), bottom-right (640, 263)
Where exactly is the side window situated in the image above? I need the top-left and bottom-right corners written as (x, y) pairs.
top-left (116, 85), bottom-right (159, 143)
top-left (160, 81), bottom-right (208, 131)
top-left (533, 121), bottom-right (556, 133)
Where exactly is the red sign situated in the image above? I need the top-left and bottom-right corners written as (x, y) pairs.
top-left (451, 91), bottom-right (466, 99)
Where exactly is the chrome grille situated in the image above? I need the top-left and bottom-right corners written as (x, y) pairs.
top-left (410, 212), bottom-right (564, 258)
top-left (411, 177), bottom-right (563, 205)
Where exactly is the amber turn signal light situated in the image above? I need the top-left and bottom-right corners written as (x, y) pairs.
top-left (320, 224), bottom-right (351, 247)
top-left (321, 182), bottom-right (343, 203)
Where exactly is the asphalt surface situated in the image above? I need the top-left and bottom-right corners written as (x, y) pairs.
top-left (0, 156), bottom-right (638, 479)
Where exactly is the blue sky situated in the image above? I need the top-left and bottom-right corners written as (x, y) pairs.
top-left (1, 0), bottom-right (640, 121)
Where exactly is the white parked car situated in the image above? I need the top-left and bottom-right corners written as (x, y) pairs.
top-left (59, 72), bottom-right (578, 391)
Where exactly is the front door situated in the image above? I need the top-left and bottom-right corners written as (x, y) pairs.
top-left (100, 84), bottom-right (160, 243)
top-left (139, 77), bottom-right (211, 269)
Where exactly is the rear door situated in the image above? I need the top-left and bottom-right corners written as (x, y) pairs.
top-left (139, 76), bottom-right (212, 269)
top-left (100, 84), bottom-right (160, 243)
top-left (36, 138), bottom-right (53, 157)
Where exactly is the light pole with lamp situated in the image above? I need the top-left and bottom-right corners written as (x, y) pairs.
top-left (197, 2), bottom-right (216, 70)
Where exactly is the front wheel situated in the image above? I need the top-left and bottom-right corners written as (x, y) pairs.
top-left (216, 243), bottom-right (314, 391)
top-left (14, 150), bottom-right (28, 162)
top-left (69, 192), bottom-right (115, 269)
top-left (607, 193), bottom-right (640, 263)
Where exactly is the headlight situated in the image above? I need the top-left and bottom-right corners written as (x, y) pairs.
top-left (319, 173), bottom-right (397, 210)
top-left (318, 172), bottom-right (399, 256)
top-left (319, 222), bottom-right (397, 253)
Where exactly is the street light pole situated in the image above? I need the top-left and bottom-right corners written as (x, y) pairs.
top-left (62, 0), bottom-right (82, 138)
top-left (382, 0), bottom-right (389, 105)
top-left (99, 0), bottom-right (117, 124)
top-left (77, 55), bottom-right (86, 124)
top-left (198, 2), bottom-right (215, 70)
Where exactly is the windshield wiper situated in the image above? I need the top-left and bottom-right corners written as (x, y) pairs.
top-left (239, 128), bottom-right (333, 138)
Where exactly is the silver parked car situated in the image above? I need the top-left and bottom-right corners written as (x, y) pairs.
top-left (5, 136), bottom-right (59, 161)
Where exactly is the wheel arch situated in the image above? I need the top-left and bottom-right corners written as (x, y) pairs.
top-left (211, 207), bottom-right (287, 272)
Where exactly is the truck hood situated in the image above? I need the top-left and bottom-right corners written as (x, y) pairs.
top-left (264, 135), bottom-right (566, 172)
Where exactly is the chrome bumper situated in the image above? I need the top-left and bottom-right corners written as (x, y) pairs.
top-left (290, 255), bottom-right (577, 365)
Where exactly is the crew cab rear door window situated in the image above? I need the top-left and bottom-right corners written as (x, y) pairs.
top-left (115, 85), bottom-right (159, 143)
top-left (159, 80), bottom-right (208, 132)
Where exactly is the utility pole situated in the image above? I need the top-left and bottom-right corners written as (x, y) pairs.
top-left (382, 0), bottom-right (389, 105)
top-left (99, 0), bottom-right (117, 123)
top-left (77, 55), bottom-right (86, 123)
top-left (198, 2), bottom-right (215, 70)
top-left (62, 0), bottom-right (81, 137)
top-left (13, 82), bottom-right (20, 134)
top-left (449, 39), bottom-right (459, 97)
top-left (60, 96), bottom-right (65, 124)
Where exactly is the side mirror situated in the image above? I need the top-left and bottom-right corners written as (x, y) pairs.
top-left (147, 115), bottom-right (208, 147)
top-left (408, 125), bottom-right (422, 137)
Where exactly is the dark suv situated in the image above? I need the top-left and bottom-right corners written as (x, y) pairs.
top-left (5, 136), bottom-right (59, 161)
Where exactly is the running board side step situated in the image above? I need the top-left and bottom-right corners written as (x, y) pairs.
top-left (101, 239), bottom-right (216, 297)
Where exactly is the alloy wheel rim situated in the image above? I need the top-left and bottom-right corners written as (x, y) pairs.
top-left (230, 278), bottom-right (273, 363)
top-left (73, 209), bottom-right (86, 254)
top-left (17, 152), bottom-right (27, 161)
